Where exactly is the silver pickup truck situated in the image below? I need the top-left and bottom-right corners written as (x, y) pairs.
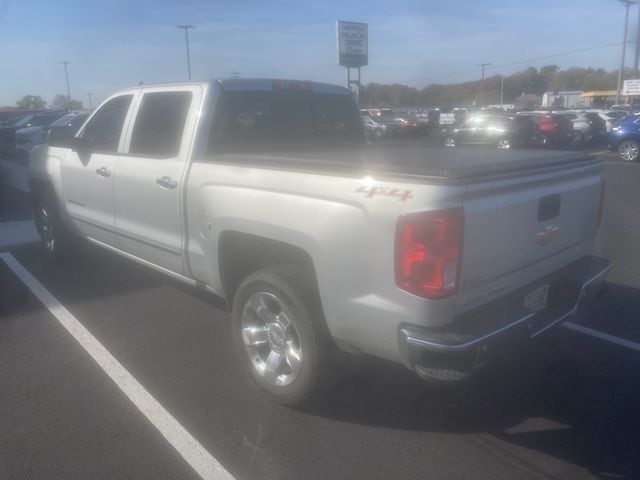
top-left (28, 79), bottom-right (610, 405)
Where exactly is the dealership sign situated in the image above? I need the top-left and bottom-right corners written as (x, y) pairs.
top-left (623, 79), bottom-right (640, 96)
top-left (336, 21), bottom-right (368, 67)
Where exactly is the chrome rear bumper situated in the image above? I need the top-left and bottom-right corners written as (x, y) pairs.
top-left (399, 255), bottom-right (611, 381)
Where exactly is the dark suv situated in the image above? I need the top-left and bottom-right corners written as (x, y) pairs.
top-left (441, 114), bottom-right (538, 149)
top-left (516, 112), bottom-right (574, 147)
top-left (0, 111), bottom-right (66, 154)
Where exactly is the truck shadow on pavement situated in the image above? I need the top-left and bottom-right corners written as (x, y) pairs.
top-left (307, 283), bottom-right (640, 479)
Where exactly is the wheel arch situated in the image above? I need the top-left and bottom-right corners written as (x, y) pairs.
top-left (218, 230), bottom-right (321, 308)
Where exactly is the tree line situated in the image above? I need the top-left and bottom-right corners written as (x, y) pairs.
top-left (4, 94), bottom-right (83, 110)
top-left (360, 65), bottom-right (620, 108)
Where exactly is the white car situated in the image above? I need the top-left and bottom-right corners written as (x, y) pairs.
top-left (598, 110), bottom-right (628, 133)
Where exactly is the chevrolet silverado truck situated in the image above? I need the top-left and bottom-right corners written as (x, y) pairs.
top-left (28, 79), bottom-right (610, 405)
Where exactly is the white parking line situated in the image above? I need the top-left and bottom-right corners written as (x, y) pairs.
top-left (564, 321), bottom-right (640, 352)
top-left (0, 252), bottom-right (234, 480)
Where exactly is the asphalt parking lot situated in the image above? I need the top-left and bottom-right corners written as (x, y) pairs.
top-left (1, 145), bottom-right (640, 480)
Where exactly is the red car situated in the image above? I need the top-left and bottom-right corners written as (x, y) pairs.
top-left (516, 112), bottom-right (574, 147)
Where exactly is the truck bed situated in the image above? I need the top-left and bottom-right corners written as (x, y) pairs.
top-left (213, 144), bottom-right (598, 182)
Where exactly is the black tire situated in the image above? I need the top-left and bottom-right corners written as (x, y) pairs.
top-left (33, 190), bottom-right (73, 263)
top-left (232, 264), bottom-right (334, 406)
top-left (571, 131), bottom-right (585, 148)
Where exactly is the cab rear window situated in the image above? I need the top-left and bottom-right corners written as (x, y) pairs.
top-left (208, 90), bottom-right (365, 154)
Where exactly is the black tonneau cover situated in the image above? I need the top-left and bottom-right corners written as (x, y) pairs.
top-left (214, 143), bottom-right (598, 181)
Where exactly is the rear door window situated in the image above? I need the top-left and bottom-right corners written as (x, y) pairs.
top-left (129, 91), bottom-right (193, 157)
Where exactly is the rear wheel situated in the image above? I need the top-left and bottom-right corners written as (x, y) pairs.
top-left (232, 265), bottom-right (334, 406)
top-left (618, 139), bottom-right (640, 162)
top-left (571, 131), bottom-right (585, 148)
top-left (496, 138), bottom-right (512, 150)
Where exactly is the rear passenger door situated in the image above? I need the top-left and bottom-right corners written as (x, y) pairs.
top-left (113, 86), bottom-right (201, 274)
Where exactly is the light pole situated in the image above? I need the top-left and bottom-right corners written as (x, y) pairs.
top-left (87, 92), bottom-right (93, 111)
top-left (634, 1), bottom-right (640, 77)
top-left (177, 25), bottom-right (195, 80)
top-left (616, 0), bottom-right (636, 105)
top-left (500, 74), bottom-right (504, 106)
top-left (475, 63), bottom-right (491, 108)
top-left (58, 61), bottom-right (72, 108)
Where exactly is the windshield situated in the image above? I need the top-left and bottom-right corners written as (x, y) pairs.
top-left (14, 115), bottom-right (34, 127)
top-left (50, 114), bottom-right (76, 127)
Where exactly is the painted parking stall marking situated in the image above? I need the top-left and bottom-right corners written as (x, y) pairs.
top-left (564, 321), bottom-right (640, 352)
top-left (0, 252), bottom-right (235, 480)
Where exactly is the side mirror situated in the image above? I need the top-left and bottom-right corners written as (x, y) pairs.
top-left (70, 135), bottom-right (90, 152)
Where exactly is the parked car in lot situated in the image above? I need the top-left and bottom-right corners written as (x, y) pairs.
top-left (0, 110), bottom-right (67, 154)
top-left (361, 116), bottom-right (387, 140)
top-left (408, 115), bottom-right (432, 136)
top-left (608, 114), bottom-right (640, 162)
top-left (441, 114), bottom-right (538, 149)
top-left (517, 112), bottom-right (574, 147)
top-left (555, 111), bottom-right (606, 146)
top-left (598, 110), bottom-right (628, 133)
top-left (15, 113), bottom-right (88, 155)
top-left (29, 79), bottom-right (609, 405)
top-left (388, 116), bottom-right (419, 136)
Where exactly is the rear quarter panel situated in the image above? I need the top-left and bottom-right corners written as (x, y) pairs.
top-left (185, 161), bottom-right (465, 362)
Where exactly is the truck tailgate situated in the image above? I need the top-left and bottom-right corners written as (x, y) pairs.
top-left (456, 159), bottom-right (603, 314)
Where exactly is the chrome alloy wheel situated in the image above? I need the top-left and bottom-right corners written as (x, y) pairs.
top-left (497, 138), bottom-right (512, 150)
top-left (38, 205), bottom-right (55, 255)
top-left (241, 292), bottom-right (303, 386)
top-left (619, 140), bottom-right (640, 162)
top-left (443, 136), bottom-right (456, 147)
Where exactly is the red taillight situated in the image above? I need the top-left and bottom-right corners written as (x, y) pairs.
top-left (539, 118), bottom-right (555, 133)
top-left (395, 209), bottom-right (463, 299)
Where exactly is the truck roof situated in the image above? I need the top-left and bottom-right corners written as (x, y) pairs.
top-left (118, 79), bottom-right (350, 96)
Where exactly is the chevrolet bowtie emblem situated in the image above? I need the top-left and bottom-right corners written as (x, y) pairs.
top-left (537, 225), bottom-right (559, 245)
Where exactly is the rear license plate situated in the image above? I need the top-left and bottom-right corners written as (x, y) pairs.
top-left (524, 284), bottom-right (549, 313)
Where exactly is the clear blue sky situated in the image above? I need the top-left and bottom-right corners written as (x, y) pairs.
top-left (0, 0), bottom-right (630, 106)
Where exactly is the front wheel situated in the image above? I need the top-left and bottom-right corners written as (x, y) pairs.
top-left (618, 139), bottom-right (640, 162)
top-left (34, 192), bottom-right (72, 263)
top-left (443, 135), bottom-right (456, 147)
top-left (232, 265), bottom-right (334, 406)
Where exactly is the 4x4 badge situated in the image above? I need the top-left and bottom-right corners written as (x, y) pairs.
top-left (354, 185), bottom-right (414, 202)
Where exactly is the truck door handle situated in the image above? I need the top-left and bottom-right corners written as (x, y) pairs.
top-left (95, 167), bottom-right (111, 178)
top-left (156, 176), bottom-right (178, 189)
